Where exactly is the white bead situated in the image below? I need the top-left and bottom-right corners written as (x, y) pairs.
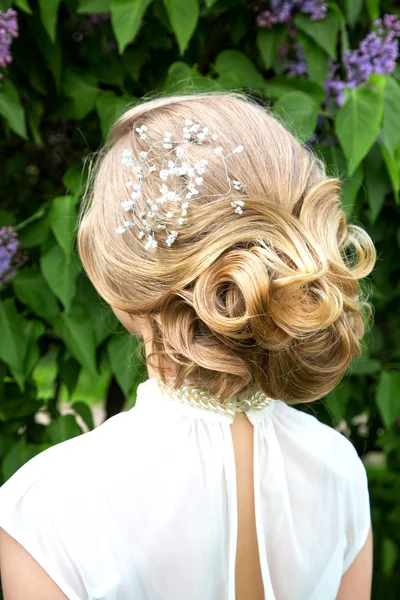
top-left (158, 379), bottom-right (272, 418)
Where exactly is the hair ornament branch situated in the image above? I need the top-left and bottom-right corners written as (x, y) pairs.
top-left (116, 119), bottom-right (246, 250)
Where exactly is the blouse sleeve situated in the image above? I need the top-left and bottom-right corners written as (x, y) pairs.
top-left (0, 456), bottom-right (87, 600)
top-left (342, 439), bottom-right (372, 574)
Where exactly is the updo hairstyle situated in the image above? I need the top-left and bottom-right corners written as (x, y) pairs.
top-left (77, 92), bottom-right (377, 404)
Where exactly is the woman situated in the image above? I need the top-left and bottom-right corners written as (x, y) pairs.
top-left (0, 92), bottom-right (374, 599)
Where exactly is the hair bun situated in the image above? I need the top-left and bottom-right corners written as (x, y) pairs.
top-left (159, 185), bottom-right (376, 402)
top-left (78, 92), bottom-right (377, 404)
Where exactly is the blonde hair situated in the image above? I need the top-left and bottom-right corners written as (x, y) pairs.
top-left (77, 92), bottom-right (377, 404)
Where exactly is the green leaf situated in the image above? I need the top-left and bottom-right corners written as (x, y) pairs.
top-left (24, 321), bottom-right (45, 377)
top-left (27, 14), bottom-right (62, 88)
top-left (382, 76), bottom-right (400, 158)
top-left (2, 442), bottom-right (51, 482)
top-left (331, 146), bottom-right (364, 218)
top-left (94, 54), bottom-right (125, 87)
top-left (0, 300), bottom-right (26, 374)
top-left (10, 320), bottom-right (46, 389)
top-left (204, 0), bottom-right (217, 6)
top-left (341, 163), bottom-right (364, 218)
top-left (228, 7), bottom-right (251, 45)
top-left (298, 32), bottom-right (330, 85)
top-left (48, 196), bottom-right (77, 257)
top-left (75, 277), bottom-right (119, 345)
top-left (46, 414), bottom-right (83, 444)
top-left (77, 0), bottom-right (109, 12)
top-left (69, 360), bottom-right (112, 404)
top-left (381, 538), bottom-right (399, 575)
top-left (381, 143), bottom-right (400, 203)
top-left (214, 50), bottom-right (266, 91)
top-left (364, 144), bottom-right (391, 223)
top-left (110, 0), bottom-right (153, 54)
top-left (273, 91), bottom-right (319, 142)
top-left (215, 72), bottom-right (242, 90)
top-left (340, 19), bottom-right (350, 57)
top-left (38, 0), bottom-right (61, 43)
top-left (108, 332), bottom-right (144, 397)
top-left (14, 205), bottom-right (46, 233)
top-left (15, 0), bottom-right (33, 14)
top-left (32, 347), bottom-right (59, 401)
top-left (325, 382), bottom-right (351, 421)
top-left (350, 357), bottom-right (381, 376)
top-left (40, 245), bottom-right (81, 312)
top-left (53, 312), bottom-right (98, 375)
top-left (71, 401), bottom-right (95, 431)
top-left (162, 61), bottom-right (213, 93)
top-left (294, 7), bottom-right (342, 59)
top-left (162, 61), bottom-right (191, 90)
top-left (162, 0), bottom-right (199, 55)
top-left (12, 269), bottom-right (59, 321)
top-left (122, 48), bottom-right (148, 82)
top-left (345, 0), bottom-right (363, 27)
top-left (63, 71), bottom-right (99, 120)
top-left (0, 381), bottom-right (42, 422)
top-left (335, 86), bottom-right (383, 176)
top-left (256, 25), bottom-right (287, 70)
top-left (62, 164), bottom-right (87, 197)
top-left (265, 75), bottom-right (326, 104)
top-left (0, 211), bottom-right (16, 227)
top-left (376, 370), bottom-right (400, 428)
top-left (0, 79), bottom-right (27, 139)
top-left (365, 0), bottom-right (380, 22)
top-left (18, 219), bottom-right (50, 249)
top-left (27, 100), bottom-right (44, 145)
top-left (16, 49), bottom-right (47, 95)
top-left (96, 91), bottom-right (133, 139)
top-left (58, 357), bottom-right (81, 398)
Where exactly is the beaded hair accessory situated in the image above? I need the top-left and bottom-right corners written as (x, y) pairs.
top-left (158, 377), bottom-right (274, 420)
top-left (116, 119), bottom-right (246, 250)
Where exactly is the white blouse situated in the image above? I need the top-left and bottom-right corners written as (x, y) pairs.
top-left (0, 377), bottom-right (371, 600)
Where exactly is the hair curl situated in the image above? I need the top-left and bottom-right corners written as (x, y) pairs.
top-left (77, 92), bottom-right (376, 404)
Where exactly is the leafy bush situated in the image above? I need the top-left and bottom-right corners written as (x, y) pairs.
top-left (0, 0), bottom-right (400, 595)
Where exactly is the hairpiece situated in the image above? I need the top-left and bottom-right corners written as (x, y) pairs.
top-left (116, 119), bottom-right (246, 250)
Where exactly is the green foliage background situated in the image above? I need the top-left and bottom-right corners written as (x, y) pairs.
top-left (0, 0), bottom-right (400, 596)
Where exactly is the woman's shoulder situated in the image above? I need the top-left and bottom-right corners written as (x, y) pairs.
top-left (270, 399), bottom-right (364, 479)
top-left (0, 409), bottom-right (131, 512)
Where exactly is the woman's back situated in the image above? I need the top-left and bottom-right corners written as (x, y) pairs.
top-left (0, 91), bottom-right (375, 599)
top-left (232, 412), bottom-right (264, 600)
top-left (0, 377), bottom-right (371, 599)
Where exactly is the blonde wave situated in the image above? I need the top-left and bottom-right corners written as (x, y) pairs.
top-left (77, 92), bottom-right (377, 404)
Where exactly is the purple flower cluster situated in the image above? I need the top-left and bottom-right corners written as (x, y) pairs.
top-left (86, 13), bottom-right (110, 29)
top-left (283, 41), bottom-right (308, 76)
top-left (0, 8), bottom-right (18, 82)
top-left (0, 226), bottom-right (26, 288)
top-left (325, 14), bottom-right (400, 105)
top-left (256, 0), bottom-right (327, 28)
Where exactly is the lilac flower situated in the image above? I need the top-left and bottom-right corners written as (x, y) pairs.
top-left (0, 226), bottom-right (26, 288)
top-left (345, 15), bottom-right (400, 83)
top-left (278, 42), bottom-right (290, 56)
top-left (105, 40), bottom-right (118, 53)
top-left (323, 61), bottom-right (347, 106)
top-left (0, 8), bottom-right (18, 82)
top-left (325, 14), bottom-right (400, 105)
top-left (256, 0), bottom-right (327, 29)
top-left (284, 41), bottom-right (308, 76)
top-left (86, 13), bottom-right (110, 29)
